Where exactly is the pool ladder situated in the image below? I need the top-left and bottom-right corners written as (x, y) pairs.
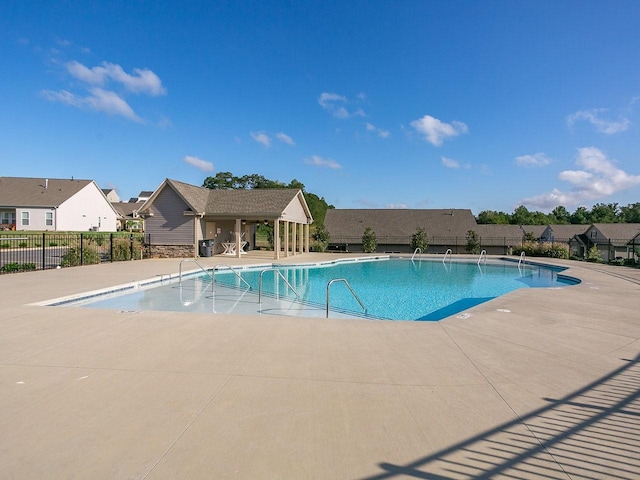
top-left (179, 258), bottom-right (213, 282)
top-left (326, 278), bottom-right (366, 318)
top-left (258, 268), bottom-right (300, 304)
top-left (178, 260), bottom-right (252, 291)
top-left (442, 248), bottom-right (452, 264)
top-left (477, 249), bottom-right (487, 266)
top-left (411, 248), bottom-right (422, 261)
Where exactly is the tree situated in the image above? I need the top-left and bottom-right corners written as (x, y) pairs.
top-left (620, 203), bottom-right (640, 223)
top-left (476, 210), bottom-right (510, 224)
top-left (590, 203), bottom-right (620, 223)
top-left (362, 227), bottom-right (377, 253)
top-left (510, 205), bottom-right (534, 225)
top-left (551, 206), bottom-right (571, 224)
top-left (310, 223), bottom-right (329, 252)
top-left (570, 206), bottom-right (590, 224)
top-left (465, 230), bottom-right (481, 254)
top-left (411, 227), bottom-right (429, 252)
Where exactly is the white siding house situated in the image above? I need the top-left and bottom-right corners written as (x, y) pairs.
top-left (0, 177), bottom-right (119, 232)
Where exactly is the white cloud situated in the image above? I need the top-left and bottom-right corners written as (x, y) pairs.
top-left (276, 132), bottom-right (295, 145)
top-left (410, 114), bottom-right (468, 146)
top-left (520, 147), bottom-right (640, 210)
top-left (67, 61), bottom-right (166, 96)
top-left (567, 109), bottom-right (630, 134)
top-left (442, 156), bottom-right (470, 169)
top-left (318, 92), bottom-right (366, 119)
top-left (85, 87), bottom-right (141, 121)
top-left (183, 155), bottom-right (214, 172)
top-left (251, 131), bottom-right (271, 147)
top-left (441, 156), bottom-right (459, 169)
top-left (515, 153), bottom-right (552, 167)
top-left (42, 59), bottom-right (166, 122)
top-left (366, 122), bottom-right (390, 138)
top-left (41, 87), bottom-right (142, 122)
top-left (304, 155), bottom-right (342, 169)
top-left (385, 203), bottom-right (408, 209)
top-left (318, 92), bottom-right (347, 108)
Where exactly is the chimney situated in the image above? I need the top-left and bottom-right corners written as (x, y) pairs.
top-left (45, 179), bottom-right (48, 189)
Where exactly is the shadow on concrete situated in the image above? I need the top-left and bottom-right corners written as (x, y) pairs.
top-left (362, 353), bottom-right (640, 479)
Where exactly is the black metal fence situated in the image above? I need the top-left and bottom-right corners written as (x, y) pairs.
top-left (0, 232), bottom-right (145, 274)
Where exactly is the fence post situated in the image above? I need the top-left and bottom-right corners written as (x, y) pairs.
top-left (80, 233), bottom-right (84, 266)
top-left (130, 234), bottom-right (134, 260)
top-left (110, 232), bottom-right (114, 262)
top-left (41, 232), bottom-right (46, 271)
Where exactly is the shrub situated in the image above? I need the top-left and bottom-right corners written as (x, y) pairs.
top-left (586, 245), bottom-right (602, 263)
top-left (60, 247), bottom-right (101, 267)
top-left (311, 223), bottom-right (329, 252)
top-left (362, 227), bottom-right (377, 253)
top-left (0, 262), bottom-right (36, 273)
top-left (411, 227), bottom-right (429, 253)
top-left (465, 230), bottom-right (480, 254)
top-left (513, 241), bottom-right (569, 259)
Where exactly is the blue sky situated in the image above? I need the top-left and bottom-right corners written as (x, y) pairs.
top-left (2, 1), bottom-right (639, 215)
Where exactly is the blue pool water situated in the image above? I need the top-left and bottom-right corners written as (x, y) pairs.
top-left (66, 257), bottom-right (579, 321)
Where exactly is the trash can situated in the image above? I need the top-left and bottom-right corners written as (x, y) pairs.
top-left (199, 239), bottom-right (213, 257)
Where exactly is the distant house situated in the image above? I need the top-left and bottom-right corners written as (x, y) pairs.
top-left (138, 178), bottom-right (313, 258)
top-left (570, 223), bottom-right (640, 261)
top-left (111, 202), bottom-right (143, 232)
top-left (129, 191), bottom-right (154, 203)
top-left (101, 188), bottom-right (121, 203)
top-left (0, 177), bottom-right (119, 232)
top-left (324, 209), bottom-right (478, 253)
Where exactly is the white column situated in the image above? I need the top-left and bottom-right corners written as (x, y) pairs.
top-left (298, 223), bottom-right (304, 253)
top-left (292, 222), bottom-right (297, 256)
top-left (305, 224), bottom-right (310, 253)
top-left (274, 219), bottom-right (280, 260)
top-left (284, 221), bottom-right (290, 257)
top-left (235, 218), bottom-right (242, 258)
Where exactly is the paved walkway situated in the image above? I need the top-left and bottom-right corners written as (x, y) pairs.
top-left (1, 253), bottom-right (639, 479)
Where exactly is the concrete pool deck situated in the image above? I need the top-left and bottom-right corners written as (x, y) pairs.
top-left (1, 252), bottom-right (639, 479)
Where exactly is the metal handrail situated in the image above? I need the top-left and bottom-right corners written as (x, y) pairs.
top-left (477, 249), bottom-right (487, 266)
top-left (212, 264), bottom-right (252, 290)
top-left (518, 251), bottom-right (526, 268)
top-left (326, 278), bottom-right (366, 318)
top-left (411, 247), bottom-right (422, 261)
top-left (442, 248), bottom-right (452, 264)
top-left (258, 268), bottom-right (300, 304)
top-left (179, 259), bottom-right (213, 283)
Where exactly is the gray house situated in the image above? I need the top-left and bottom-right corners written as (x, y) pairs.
top-left (570, 223), bottom-right (640, 262)
top-left (0, 176), bottom-right (119, 231)
top-left (138, 178), bottom-right (313, 259)
top-left (324, 209), bottom-right (478, 253)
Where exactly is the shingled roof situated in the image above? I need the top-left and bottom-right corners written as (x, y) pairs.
top-left (324, 209), bottom-right (477, 242)
top-left (0, 177), bottom-right (94, 207)
top-left (141, 178), bottom-right (311, 220)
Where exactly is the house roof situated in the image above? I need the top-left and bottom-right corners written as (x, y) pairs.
top-left (324, 209), bottom-right (477, 241)
top-left (589, 223), bottom-right (640, 241)
top-left (111, 202), bottom-right (140, 217)
top-left (0, 177), bottom-right (94, 207)
top-left (140, 178), bottom-right (312, 220)
top-left (543, 224), bottom-right (590, 239)
top-left (474, 224), bottom-right (530, 238)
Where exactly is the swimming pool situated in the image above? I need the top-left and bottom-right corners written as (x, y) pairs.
top-left (60, 257), bottom-right (579, 321)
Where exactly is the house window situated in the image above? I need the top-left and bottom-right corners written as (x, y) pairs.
top-left (45, 212), bottom-right (53, 227)
top-left (21, 212), bottom-right (29, 226)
